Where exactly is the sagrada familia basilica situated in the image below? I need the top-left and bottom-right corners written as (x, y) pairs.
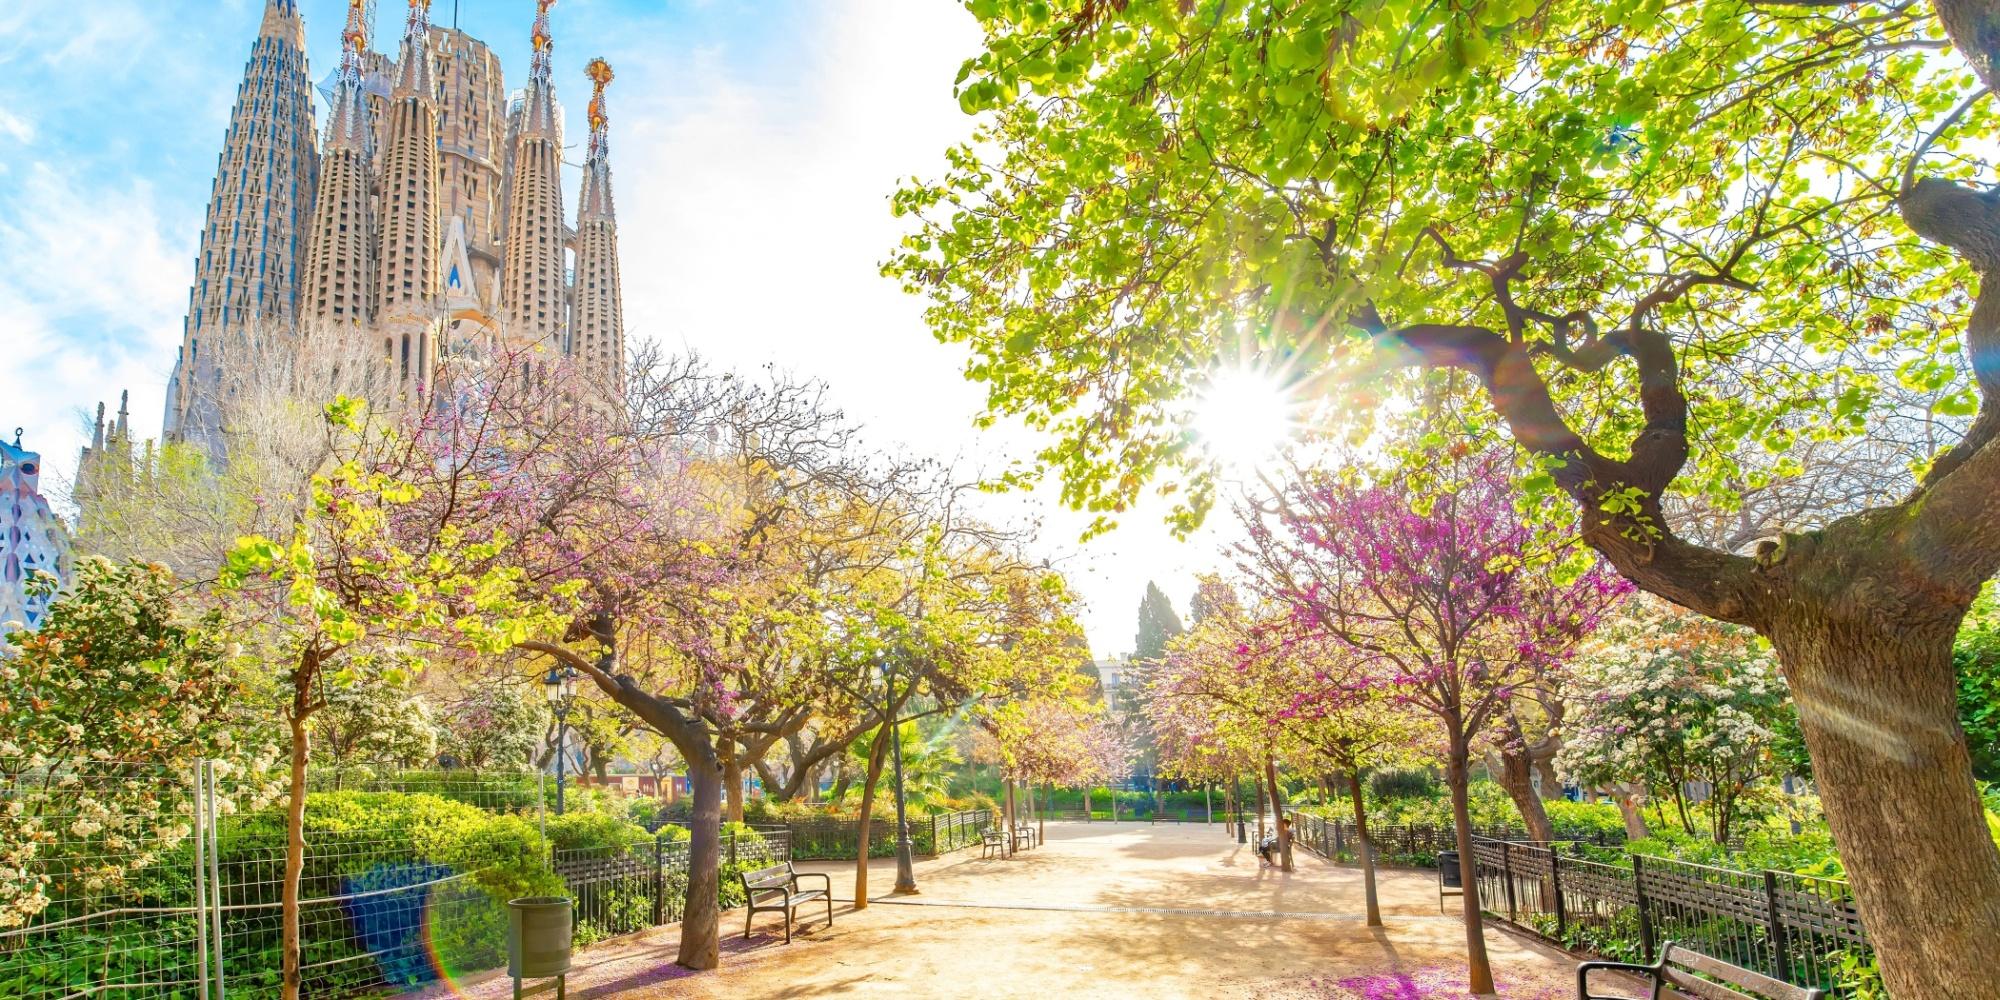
top-left (3, 0), bottom-right (631, 630)
top-left (164, 0), bottom-right (628, 443)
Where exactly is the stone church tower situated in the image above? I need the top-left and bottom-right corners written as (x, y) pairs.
top-left (572, 59), bottom-right (625, 388)
top-left (500, 0), bottom-right (571, 355)
top-left (164, 0), bottom-right (319, 450)
top-left (165, 0), bottom-right (631, 452)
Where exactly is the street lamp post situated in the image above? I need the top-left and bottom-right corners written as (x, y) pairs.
top-left (885, 660), bottom-right (918, 895)
top-left (543, 666), bottom-right (578, 815)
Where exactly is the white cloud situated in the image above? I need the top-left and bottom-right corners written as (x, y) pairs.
top-left (603, 0), bottom-right (1234, 655)
top-left (0, 163), bottom-right (190, 496)
top-left (0, 109), bottom-right (34, 145)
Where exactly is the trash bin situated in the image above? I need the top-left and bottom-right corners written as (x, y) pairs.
top-left (508, 896), bottom-right (573, 979)
top-left (1438, 850), bottom-right (1462, 888)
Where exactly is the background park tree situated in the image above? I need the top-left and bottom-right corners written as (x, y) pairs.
top-left (887, 0), bottom-right (2000, 987)
top-left (1235, 446), bottom-right (1624, 989)
top-left (1557, 600), bottom-right (1800, 845)
top-left (220, 396), bottom-right (574, 1000)
top-left (1133, 581), bottom-right (1184, 659)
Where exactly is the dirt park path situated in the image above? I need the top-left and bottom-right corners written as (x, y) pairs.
top-left (430, 822), bottom-right (1616, 999)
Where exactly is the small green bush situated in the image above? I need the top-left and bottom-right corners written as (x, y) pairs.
top-left (1370, 769), bottom-right (1437, 800)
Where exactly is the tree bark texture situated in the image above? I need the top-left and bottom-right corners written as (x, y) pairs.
top-left (852, 720), bottom-right (892, 908)
top-left (1492, 737), bottom-right (1556, 843)
top-left (1770, 606), bottom-right (2000, 997)
top-left (1446, 747), bottom-right (1495, 995)
top-left (678, 760), bottom-right (724, 969)
top-left (1347, 772), bottom-right (1381, 927)
top-left (281, 699), bottom-right (311, 1000)
top-left (1263, 756), bottom-right (1294, 872)
top-left (721, 739), bottom-right (744, 824)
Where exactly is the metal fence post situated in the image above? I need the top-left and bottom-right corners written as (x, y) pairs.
top-left (1334, 821), bottom-right (1345, 855)
top-left (1550, 847), bottom-right (1567, 938)
top-left (192, 760), bottom-right (211, 1000)
top-left (1501, 841), bottom-right (1517, 922)
top-left (653, 832), bottom-right (665, 926)
top-left (1633, 854), bottom-right (1656, 960)
top-left (729, 831), bottom-right (738, 867)
top-left (1763, 869), bottom-right (1791, 981)
top-left (206, 761), bottom-right (225, 1000)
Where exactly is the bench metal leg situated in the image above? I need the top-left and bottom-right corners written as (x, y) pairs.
top-left (745, 906), bottom-right (754, 940)
top-left (784, 906), bottom-right (793, 944)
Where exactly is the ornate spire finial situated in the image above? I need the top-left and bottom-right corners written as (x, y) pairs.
top-left (342, 0), bottom-right (370, 75)
top-left (586, 58), bottom-right (613, 160)
top-left (531, 0), bottom-right (558, 84)
top-left (406, 0), bottom-right (433, 40)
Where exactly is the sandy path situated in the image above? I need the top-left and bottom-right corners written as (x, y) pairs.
top-left (427, 822), bottom-right (1614, 999)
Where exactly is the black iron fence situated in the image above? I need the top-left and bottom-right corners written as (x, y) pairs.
top-left (1283, 806), bottom-right (1873, 996)
top-left (756, 810), bottom-right (992, 861)
top-left (1465, 839), bottom-right (1870, 994)
top-left (552, 828), bottom-right (793, 946)
top-left (1286, 811), bottom-right (1615, 866)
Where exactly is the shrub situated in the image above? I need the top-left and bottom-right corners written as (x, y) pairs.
top-left (546, 811), bottom-right (652, 854)
top-left (1370, 769), bottom-right (1437, 800)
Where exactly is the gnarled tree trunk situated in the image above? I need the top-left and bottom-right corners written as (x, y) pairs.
top-left (1769, 591), bottom-right (2000, 997)
top-left (679, 756), bottom-right (724, 969)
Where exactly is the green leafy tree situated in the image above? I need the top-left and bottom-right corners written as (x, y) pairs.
top-left (1133, 581), bottom-right (1184, 659)
top-left (220, 398), bottom-right (573, 1000)
top-left (312, 684), bottom-right (440, 771)
top-left (888, 1), bottom-right (2000, 986)
top-left (441, 683), bottom-right (547, 772)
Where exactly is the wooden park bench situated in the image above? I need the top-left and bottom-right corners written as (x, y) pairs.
top-left (1013, 824), bottom-right (1038, 851)
top-left (1578, 941), bottom-right (1829, 1000)
top-left (981, 826), bottom-right (1005, 859)
top-left (738, 861), bottom-right (832, 943)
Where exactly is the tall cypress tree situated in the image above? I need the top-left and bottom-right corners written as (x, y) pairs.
top-left (1134, 581), bottom-right (1184, 660)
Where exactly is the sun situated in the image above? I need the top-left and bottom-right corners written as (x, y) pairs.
top-left (1190, 366), bottom-right (1298, 469)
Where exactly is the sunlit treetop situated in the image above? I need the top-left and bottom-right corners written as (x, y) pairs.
top-left (889, 0), bottom-right (1982, 541)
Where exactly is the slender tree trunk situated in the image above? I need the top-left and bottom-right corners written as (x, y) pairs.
top-left (1263, 756), bottom-right (1293, 872)
top-left (1038, 782), bottom-right (1047, 845)
top-left (1253, 773), bottom-right (1266, 843)
top-left (722, 739), bottom-right (745, 824)
top-left (1446, 742), bottom-right (1495, 995)
top-left (280, 702), bottom-right (311, 1000)
top-left (1347, 771), bottom-right (1381, 927)
top-left (1004, 781), bottom-right (1017, 856)
top-left (679, 755), bottom-right (723, 969)
top-left (1772, 612), bottom-right (2000, 997)
top-left (852, 720), bottom-right (893, 908)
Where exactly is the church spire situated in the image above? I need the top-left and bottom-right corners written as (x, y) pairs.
top-left (579, 58), bottom-right (615, 224)
top-left (376, 0), bottom-right (444, 390)
top-left (572, 58), bottom-right (624, 390)
top-left (303, 0), bottom-right (378, 329)
top-left (166, 0), bottom-right (319, 451)
top-left (258, 0), bottom-right (306, 49)
top-left (502, 0), bottom-right (568, 352)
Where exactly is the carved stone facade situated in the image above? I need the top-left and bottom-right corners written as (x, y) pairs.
top-left (167, 0), bottom-right (628, 447)
top-left (1, 431), bottom-right (69, 631)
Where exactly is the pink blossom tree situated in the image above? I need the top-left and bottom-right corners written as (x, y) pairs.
top-left (1236, 446), bottom-right (1626, 991)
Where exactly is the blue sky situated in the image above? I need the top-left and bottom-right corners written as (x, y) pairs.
top-left (0, 0), bottom-right (1229, 654)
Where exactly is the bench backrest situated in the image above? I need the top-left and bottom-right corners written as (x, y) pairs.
top-left (1661, 944), bottom-right (1828, 1000)
top-left (739, 863), bottom-right (793, 893)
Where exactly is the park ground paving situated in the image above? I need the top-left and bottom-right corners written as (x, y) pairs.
top-left (431, 822), bottom-right (1627, 999)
